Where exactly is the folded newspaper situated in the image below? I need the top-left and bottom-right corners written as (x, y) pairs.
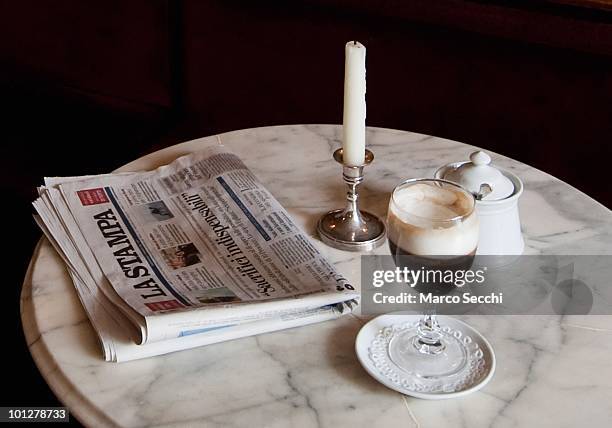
top-left (33, 143), bottom-right (358, 362)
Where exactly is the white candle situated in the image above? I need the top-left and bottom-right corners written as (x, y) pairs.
top-left (342, 41), bottom-right (366, 166)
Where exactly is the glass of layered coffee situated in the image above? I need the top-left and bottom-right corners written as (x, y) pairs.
top-left (386, 178), bottom-right (479, 381)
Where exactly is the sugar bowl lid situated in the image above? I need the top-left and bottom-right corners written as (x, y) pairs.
top-left (441, 151), bottom-right (514, 201)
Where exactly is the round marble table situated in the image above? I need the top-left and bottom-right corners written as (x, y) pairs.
top-left (22, 125), bottom-right (612, 427)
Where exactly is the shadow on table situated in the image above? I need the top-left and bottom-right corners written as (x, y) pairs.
top-left (323, 315), bottom-right (397, 395)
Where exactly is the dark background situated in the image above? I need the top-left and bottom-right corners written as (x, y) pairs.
top-left (2, 1), bottom-right (611, 425)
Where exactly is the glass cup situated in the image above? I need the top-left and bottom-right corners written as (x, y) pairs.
top-left (386, 178), bottom-right (479, 380)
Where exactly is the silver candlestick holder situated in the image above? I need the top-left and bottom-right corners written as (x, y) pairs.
top-left (317, 148), bottom-right (386, 251)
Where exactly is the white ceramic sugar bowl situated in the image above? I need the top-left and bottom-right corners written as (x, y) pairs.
top-left (435, 150), bottom-right (524, 255)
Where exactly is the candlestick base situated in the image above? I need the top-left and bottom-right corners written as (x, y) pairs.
top-left (317, 208), bottom-right (386, 252)
top-left (316, 148), bottom-right (386, 252)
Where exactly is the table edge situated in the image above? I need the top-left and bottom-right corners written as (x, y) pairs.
top-left (21, 238), bottom-right (117, 428)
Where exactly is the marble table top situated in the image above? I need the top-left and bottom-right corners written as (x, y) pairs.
top-left (22, 125), bottom-right (612, 427)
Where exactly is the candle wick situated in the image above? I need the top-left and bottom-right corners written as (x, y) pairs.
top-left (353, 41), bottom-right (357, 45)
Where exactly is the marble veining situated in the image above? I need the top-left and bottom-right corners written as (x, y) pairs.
top-left (21, 125), bottom-right (612, 427)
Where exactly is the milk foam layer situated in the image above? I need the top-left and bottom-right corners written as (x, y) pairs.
top-left (388, 183), bottom-right (478, 255)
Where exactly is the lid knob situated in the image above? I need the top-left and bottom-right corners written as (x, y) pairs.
top-left (437, 150), bottom-right (515, 201)
top-left (470, 151), bottom-right (491, 166)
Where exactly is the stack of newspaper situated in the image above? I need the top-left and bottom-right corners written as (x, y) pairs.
top-left (33, 143), bottom-right (358, 362)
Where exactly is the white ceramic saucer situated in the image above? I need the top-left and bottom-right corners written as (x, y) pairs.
top-left (355, 313), bottom-right (496, 400)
